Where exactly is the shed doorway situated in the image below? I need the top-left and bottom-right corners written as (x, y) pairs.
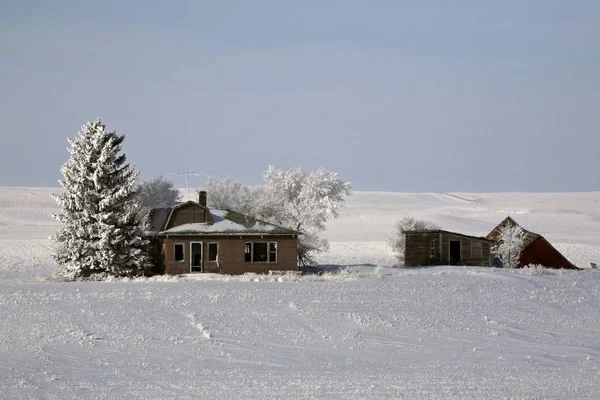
top-left (449, 240), bottom-right (461, 265)
top-left (190, 242), bottom-right (203, 272)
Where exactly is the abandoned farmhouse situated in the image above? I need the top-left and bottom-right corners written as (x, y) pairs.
top-left (146, 191), bottom-right (301, 275)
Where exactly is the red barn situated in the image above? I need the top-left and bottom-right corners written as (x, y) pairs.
top-left (487, 217), bottom-right (580, 270)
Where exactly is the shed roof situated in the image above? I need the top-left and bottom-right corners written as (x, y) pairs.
top-left (404, 229), bottom-right (493, 242)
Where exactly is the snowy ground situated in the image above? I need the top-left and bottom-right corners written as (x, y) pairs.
top-left (1, 188), bottom-right (600, 399)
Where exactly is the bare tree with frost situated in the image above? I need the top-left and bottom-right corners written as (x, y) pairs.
top-left (136, 175), bottom-right (181, 217)
top-left (201, 176), bottom-right (256, 215)
top-left (200, 166), bottom-right (351, 268)
top-left (52, 120), bottom-right (150, 280)
top-left (261, 166), bottom-right (351, 267)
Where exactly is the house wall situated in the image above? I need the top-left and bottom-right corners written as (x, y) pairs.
top-left (405, 232), bottom-right (491, 266)
top-left (166, 203), bottom-right (213, 230)
top-left (518, 237), bottom-right (579, 269)
top-left (160, 235), bottom-right (298, 275)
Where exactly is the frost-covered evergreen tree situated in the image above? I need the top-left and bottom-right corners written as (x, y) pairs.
top-left (52, 120), bottom-right (150, 279)
top-left (495, 225), bottom-right (525, 268)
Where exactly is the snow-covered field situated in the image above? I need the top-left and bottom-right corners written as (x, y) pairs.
top-left (1, 188), bottom-right (600, 399)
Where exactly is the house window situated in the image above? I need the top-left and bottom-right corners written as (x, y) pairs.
top-left (254, 243), bottom-right (268, 262)
top-left (245, 242), bottom-right (278, 263)
top-left (430, 240), bottom-right (436, 256)
top-left (208, 243), bottom-right (218, 262)
top-left (174, 243), bottom-right (184, 262)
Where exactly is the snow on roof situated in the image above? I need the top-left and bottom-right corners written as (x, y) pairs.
top-left (159, 209), bottom-right (298, 236)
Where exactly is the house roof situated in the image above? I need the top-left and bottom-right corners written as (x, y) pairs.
top-left (147, 203), bottom-right (300, 236)
top-left (404, 229), bottom-right (493, 242)
top-left (148, 207), bottom-right (171, 234)
top-left (170, 200), bottom-right (209, 211)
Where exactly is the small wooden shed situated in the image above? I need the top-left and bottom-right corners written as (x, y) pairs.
top-left (404, 230), bottom-right (493, 267)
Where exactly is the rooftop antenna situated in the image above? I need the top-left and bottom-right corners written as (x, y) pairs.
top-left (171, 171), bottom-right (211, 201)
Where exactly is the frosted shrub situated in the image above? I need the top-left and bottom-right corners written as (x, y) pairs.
top-left (495, 225), bottom-right (525, 268)
top-left (520, 264), bottom-right (552, 275)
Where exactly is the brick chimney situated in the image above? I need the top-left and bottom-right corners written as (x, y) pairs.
top-left (198, 191), bottom-right (207, 207)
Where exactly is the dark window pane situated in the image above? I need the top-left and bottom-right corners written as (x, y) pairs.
top-left (208, 243), bottom-right (218, 261)
top-left (175, 244), bottom-right (184, 262)
top-left (253, 242), bottom-right (268, 262)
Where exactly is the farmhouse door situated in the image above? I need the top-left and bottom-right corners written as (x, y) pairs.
top-left (190, 242), bottom-right (203, 272)
top-left (449, 240), bottom-right (461, 265)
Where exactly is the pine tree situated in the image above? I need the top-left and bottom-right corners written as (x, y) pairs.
top-left (52, 120), bottom-right (150, 279)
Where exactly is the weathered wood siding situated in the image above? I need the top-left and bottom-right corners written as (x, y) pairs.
top-left (405, 231), bottom-right (491, 267)
top-left (440, 233), bottom-right (491, 266)
top-left (404, 232), bottom-right (440, 266)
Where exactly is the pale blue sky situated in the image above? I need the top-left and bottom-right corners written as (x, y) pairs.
top-left (1, 1), bottom-right (598, 191)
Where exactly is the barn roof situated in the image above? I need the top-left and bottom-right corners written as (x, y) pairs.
top-left (486, 216), bottom-right (540, 248)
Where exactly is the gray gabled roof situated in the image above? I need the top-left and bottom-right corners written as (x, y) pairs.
top-left (146, 203), bottom-right (300, 237)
